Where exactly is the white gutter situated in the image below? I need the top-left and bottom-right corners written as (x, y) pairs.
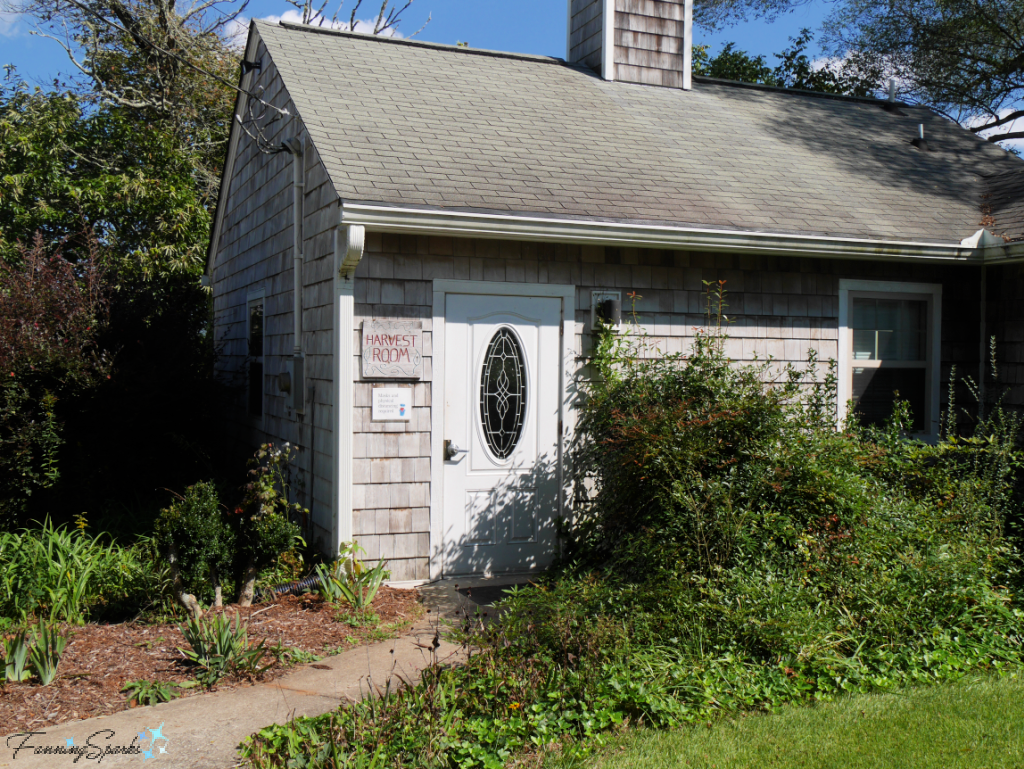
top-left (341, 202), bottom-right (983, 263)
top-left (977, 239), bottom-right (1024, 265)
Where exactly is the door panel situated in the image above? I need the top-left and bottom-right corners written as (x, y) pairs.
top-left (442, 294), bottom-right (561, 576)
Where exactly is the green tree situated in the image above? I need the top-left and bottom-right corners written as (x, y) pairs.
top-left (823, 0), bottom-right (1024, 143)
top-left (0, 76), bottom-right (213, 276)
top-left (231, 444), bottom-right (304, 607)
top-left (690, 0), bottom-right (1024, 144)
top-left (694, 30), bottom-right (879, 98)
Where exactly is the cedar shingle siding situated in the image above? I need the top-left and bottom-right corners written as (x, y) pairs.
top-left (208, 20), bottom-right (1023, 579)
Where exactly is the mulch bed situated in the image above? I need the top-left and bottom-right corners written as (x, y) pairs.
top-left (0, 586), bottom-right (422, 737)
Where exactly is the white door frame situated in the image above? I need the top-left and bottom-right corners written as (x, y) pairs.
top-left (430, 280), bottom-right (576, 580)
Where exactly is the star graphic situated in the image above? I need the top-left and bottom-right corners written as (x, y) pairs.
top-left (66, 738), bottom-right (74, 747)
top-left (148, 724), bottom-right (166, 743)
top-left (137, 732), bottom-right (148, 743)
top-left (143, 749), bottom-right (154, 760)
top-left (158, 745), bottom-right (168, 754)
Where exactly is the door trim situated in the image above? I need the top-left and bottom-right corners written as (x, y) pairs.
top-left (430, 280), bottom-right (576, 580)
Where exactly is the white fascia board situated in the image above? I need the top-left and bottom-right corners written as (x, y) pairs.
top-left (341, 202), bottom-right (981, 264)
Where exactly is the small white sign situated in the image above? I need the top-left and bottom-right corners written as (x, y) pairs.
top-left (372, 387), bottom-right (412, 422)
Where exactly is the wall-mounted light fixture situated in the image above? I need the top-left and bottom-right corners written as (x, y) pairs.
top-left (591, 290), bottom-right (623, 330)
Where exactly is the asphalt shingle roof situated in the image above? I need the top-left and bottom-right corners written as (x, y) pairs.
top-left (256, 20), bottom-right (1023, 245)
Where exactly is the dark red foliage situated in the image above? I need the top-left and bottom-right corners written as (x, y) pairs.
top-left (0, 233), bottom-right (110, 383)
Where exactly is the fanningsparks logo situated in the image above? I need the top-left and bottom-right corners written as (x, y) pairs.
top-left (6, 722), bottom-right (171, 762)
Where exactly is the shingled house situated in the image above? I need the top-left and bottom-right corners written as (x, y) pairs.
top-left (206, 0), bottom-right (1024, 582)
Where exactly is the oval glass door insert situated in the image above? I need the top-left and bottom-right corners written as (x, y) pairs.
top-left (480, 327), bottom-right (527, 460)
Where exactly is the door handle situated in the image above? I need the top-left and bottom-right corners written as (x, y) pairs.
top-left (444, 440), bottom-right (468, 461)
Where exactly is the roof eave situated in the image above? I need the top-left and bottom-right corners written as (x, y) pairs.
top-left (340, 201), bottom-right (985, 264)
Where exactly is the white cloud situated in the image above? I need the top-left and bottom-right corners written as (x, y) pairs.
top-left (259, 9), bottom-right (403, 37)
top-left (810, 54), bottom-right (845, 74)
top-left (1, 11), bottom-right (21, 38)
top-left (223, 15), bottom-right (250, 49)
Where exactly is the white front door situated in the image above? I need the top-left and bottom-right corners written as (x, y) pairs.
top-left (442, 293), bottom-right (562, 576)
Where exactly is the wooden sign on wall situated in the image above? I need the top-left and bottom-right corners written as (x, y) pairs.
top-left (361, 319), bottom-right (423, 379)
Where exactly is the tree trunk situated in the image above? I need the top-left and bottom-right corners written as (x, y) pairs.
top-left (167, 543), bottom-right (203, 620)
top-left (212, 567), bottom-right (223, 609)
top-left (237, 561), bottom-right (258, 607)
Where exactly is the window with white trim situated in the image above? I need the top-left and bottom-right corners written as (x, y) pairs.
top-left (838, 280), bottom-right (941, 438)
top-left (246, 292), bottom-right (265, 418)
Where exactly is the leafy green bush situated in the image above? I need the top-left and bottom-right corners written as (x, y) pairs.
top-left (239, 294), bottom-right (1024, 769)
top-left (3, 629), bottom-right (32, 682)
top-left (155, 481), bottom-right (234, 617)
top-left (232, 444), bottom-right (304, 607)
top-left (0, 518), bottom-right (168, 624)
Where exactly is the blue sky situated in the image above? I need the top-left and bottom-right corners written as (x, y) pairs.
top-left (2, 0), bottom-right (832, 87)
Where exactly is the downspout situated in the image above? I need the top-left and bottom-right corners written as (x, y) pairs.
top-left (332, 219), bottom-right (366, 556)
top-left (978, 264), bottom-right (987, 419)
top-left (281, 137), bottom-right (305, 358)
top-left (281, 137), bottom-right (308, 520)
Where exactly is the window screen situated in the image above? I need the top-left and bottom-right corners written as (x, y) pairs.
top-left (850, 297), bottom-right (927, 431)
top-left (248, 301), bottom-right (264, 417)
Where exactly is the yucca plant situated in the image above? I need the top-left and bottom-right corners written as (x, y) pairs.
top-left (122, 679), bottom-right (182, 707)
top-left (179, 613), bottom-right (271, 687)
top-left (28, 620), bottom-right (67, 685)
top-left (3, 630), bottom-right (32, 683)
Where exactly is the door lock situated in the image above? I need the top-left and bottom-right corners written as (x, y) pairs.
top-left (444, 440), bottom-right (468, 461)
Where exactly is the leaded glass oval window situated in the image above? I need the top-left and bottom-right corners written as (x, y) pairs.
top-left (480, 328), bottom-right (527, 460)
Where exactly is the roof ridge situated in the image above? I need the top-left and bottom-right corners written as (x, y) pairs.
top-left (271, 20), bottom-right (566, 65)
top-left (267, 21), bottom-right (933, 111)
top-left (692, 74), bottom-right (926, 108)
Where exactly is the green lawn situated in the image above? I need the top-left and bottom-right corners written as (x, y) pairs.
top-left (592, 675), bottom-right (1024, 769)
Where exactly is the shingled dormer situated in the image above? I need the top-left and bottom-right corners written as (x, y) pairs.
top-left (568, 0), bottom-right (693, 89)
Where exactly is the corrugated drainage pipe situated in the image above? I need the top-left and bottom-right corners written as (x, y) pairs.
top-left (258, 574), bottom-right (321, 602)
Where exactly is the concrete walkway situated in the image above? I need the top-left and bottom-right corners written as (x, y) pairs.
top-left (0, 577), bottom-right (528, 769)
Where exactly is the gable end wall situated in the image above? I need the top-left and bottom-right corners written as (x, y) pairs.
top-left (210, 35), bottom-right (340, 552)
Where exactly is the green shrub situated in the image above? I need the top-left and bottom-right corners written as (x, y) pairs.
top-left (28, 619), bottom-right (67, 685)
top-left (155, 481), bottom-right (233, 616)
top-left (238, 293), bottom-right (1024, 769)
top-left (231, 444), bottom-right (304, 607)
top-left (315, 543), bottom-right (390, 610)
top-left (3, 629), bottom-right (32, 682)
